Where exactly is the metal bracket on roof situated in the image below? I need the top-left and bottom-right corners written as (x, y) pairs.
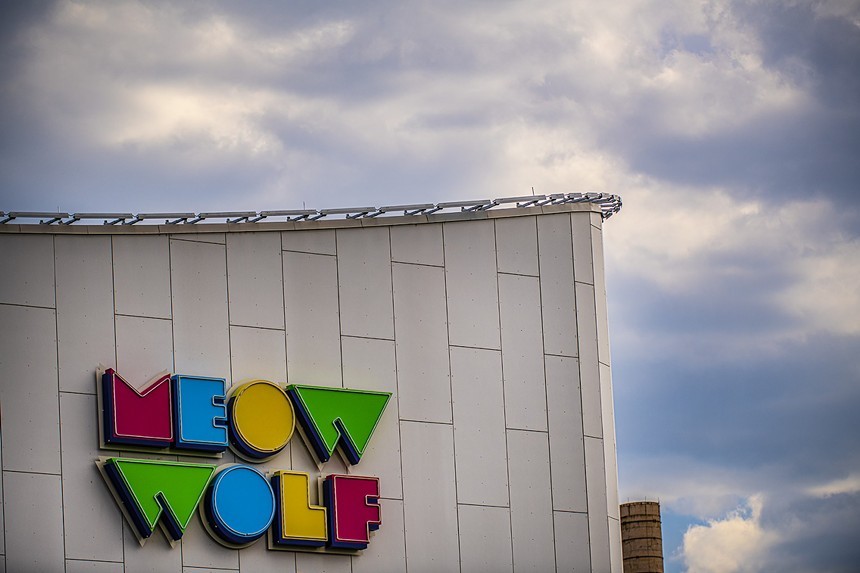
top-left (369, 203), bottom-right (436, 217)
top-left (436, 199), bottom-right (493, 212)
top-left (21, 212), bottom-right (71, 225)
top-left (133, 213), bottom-right (196, 225)
top-left (535, 194), bottom-right (566, 206)
top-left (104, 214), bottom-right (134, 225)
top-left (1, 193), bottom-right (623, 227)
top-left (493, 195), bottom-right (547, 209)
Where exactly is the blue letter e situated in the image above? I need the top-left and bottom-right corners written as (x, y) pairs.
top-left (172, 375), bottom-right (228, 452)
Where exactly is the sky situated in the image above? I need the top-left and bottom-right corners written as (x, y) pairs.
top-left (1, 1), bottom-right (859, 571)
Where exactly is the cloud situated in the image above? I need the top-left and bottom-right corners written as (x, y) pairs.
top-left (0, 3), bottom-right (858, 569)
top-left (679, 490), bottom-right (860, 572)
top-left (762, 490), bottom-right (860, 571)
top-left (806, 474), bottom-right (860, 498)
top-left (682, 495), bottom-right (775, 573)
top-left (678, 490), bottom-right (860, 572)
top-left (610, 186), bottom-right (860, 568)
top-left (606, 187), bottom-right (860, 348)
top-left (5, 0), bottom-right (856, 211)
top-left (613, 1), bottom-right (860, 203)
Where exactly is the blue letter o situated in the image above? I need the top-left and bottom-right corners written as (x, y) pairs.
top-left (205, 464), bottom-right (275, 546)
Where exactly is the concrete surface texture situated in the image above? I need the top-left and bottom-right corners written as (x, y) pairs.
top-left (620, 501), bottom-right (664, 573)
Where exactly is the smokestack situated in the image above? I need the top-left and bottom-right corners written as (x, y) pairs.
top-left (620, 501), bottom-right (664, 573)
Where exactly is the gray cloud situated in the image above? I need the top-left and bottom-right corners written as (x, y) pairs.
top-left (762, 492), bottom-right (860, 572)
top-left (587, 2), bottom-right (860, 215)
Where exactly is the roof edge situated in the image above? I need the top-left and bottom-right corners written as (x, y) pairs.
top-left (0, 193), bottom-right (621, 231)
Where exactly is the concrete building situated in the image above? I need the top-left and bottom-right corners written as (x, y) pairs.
top-left (0, 196), bottom-right (622, 572)
top-left (620, 502), bottom-right (664, 573)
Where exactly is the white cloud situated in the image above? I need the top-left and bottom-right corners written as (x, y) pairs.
top-left (8, 0), bottom-right (818, 204)
top-left (777, 228), bottom-right (860, 336)
top-left (105, 85), bottom-right (282, 154)
top-left (605, 185), bottom-right (860, 363)
top-left (682, 495), bottom-right (776, 573)
top-left (806, 474), bottom-right (860, 498)
top-left (802, 0), bottom-right (860, 21)
top-left (620, 455), bottom-right (763, 519)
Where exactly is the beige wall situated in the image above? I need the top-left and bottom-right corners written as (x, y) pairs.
top-left (0, 204), bottom-right (620, 572)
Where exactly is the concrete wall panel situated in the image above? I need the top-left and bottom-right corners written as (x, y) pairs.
top-left (508, 429), bottom-right (555, 573)
top-left (390, 223), bottom-right (443, 266)
top-left (0, 304), bottom-right (60, 474)
top-left (282, 229), bottom-right (336, 255)
top-left (601, 364), bottom-right (620, 520)
top-left (554, 511), bottom-right (591, 572)
top-left (173, 233), bottom-right (225, 245)
top-left (114, 315), bottom-right (174, 386)
top-left (585, 436), bottom-right (611, 571)
top-left (66, 560), bottom-right (124, 573)
top-left (400, 421), bottom-right (459, 573)
top-left (113, 235), bottom-right (171, 319)
top-left (496, 216), bottom-right (539, 276)
top-left (609, 516), bottom-right (623, 572)
top-left (283, 251), bottom-right (342, 387)
top-left (336, 227), bottom-right (394, 340)
top-left (443, 220), bottom-right (500, 350)
top-left (576, 283), bottom-right (602, 439)
top-left (351, 499), bottom-right (406, 573)
top-left (537, 214), bottom-right (577, 357)
top-left (342, 336), bottom-right (402, 499)
top-left (123, 524), bottom-right (182, 573)
top-left (0, 234), bottom-right (54, 307)
top-left (180, 517), bottom-right (239, 570)
top-left (571, 213), bottom-right (594, 285)
top-left (458, 504), bottom-right (513, 573)
top-left (451, 346), bottom-right (508, 506)
top-left (170, 239), bottom-right (230, 378)
top-left (295, 552), bottom-right (351, 573)
top-left (56, 236), bottom-right (116, 394)
top-left (229, 325), bottom-right (287, 385)
top-left (60, 393), bottom-right (123, 562)
top-left (227, 232), bottom-right (284, 329)
top-left (592, 224), bottom-right (611, 366)
top-left (289, 430), bottom-right (325, 474)
top-left (499, 273), bottom-right (547, 431)
top-left (392, 263), bottom-right (451, 423)
top-left (238, 538), bottom-right (296, 573)
top-left (3, 471), bottom-right (64, 573)
top-left (546, 355), bottom-right (587, 513)
top-left (0, 429), bottom-right (4, 554)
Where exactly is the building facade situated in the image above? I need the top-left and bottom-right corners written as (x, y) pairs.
top-left (0, 200), bottom-right (620, 572)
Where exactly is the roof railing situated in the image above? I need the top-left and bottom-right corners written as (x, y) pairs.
top-left (1, 194), bottom-right (622, 226)
top-left (0, 211), bottom-right (71, 224)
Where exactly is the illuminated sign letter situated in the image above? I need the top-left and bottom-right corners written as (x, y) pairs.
top-left (271, 471), bottom-right (328, 548)
top-left (100, 457), bottom-right (215, 544)
top-left (323, 474), bottom-right (381, 550)
top-left (172, 375), bottom-right (228, 452)
top-left (204, 465), bottom-right (276, 546)
top-left (287, 385), bottom-right (390, 465)
top-left (102, 368), bottom-right (173, 448)
top-left (228, 380), bottom-right (295, 460)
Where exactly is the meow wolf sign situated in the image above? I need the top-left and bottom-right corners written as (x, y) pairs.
top-left (97, 368), bottom-right (390, 552)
